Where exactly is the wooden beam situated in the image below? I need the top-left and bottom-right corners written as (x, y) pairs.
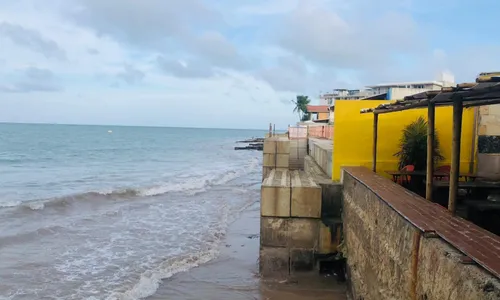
top-left (449, 98), bottom-right (463, 214)
top-left (374, 99), bottom-right (431, 114)
top-left (372, 113), bottom-right (379, 172)
top-left (469, 107), bottom-right (478, 174)
top-left (426, 102), bottom-right (435, 201)
top-left (463, 98), bottom-right (500, 108)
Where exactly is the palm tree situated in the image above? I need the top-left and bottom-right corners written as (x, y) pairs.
top-left (394, 116), bottom-right (444, 170)
top-left (291, 95), bottom-right (311, 121)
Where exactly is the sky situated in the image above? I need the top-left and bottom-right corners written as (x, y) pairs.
top-left (1, 0), bottom-right (500, 129)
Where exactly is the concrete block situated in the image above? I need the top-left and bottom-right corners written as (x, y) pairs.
top-left (263, 138), bottom-right (277, 154)
top-left (260, 217), bottom-right (289, 247)
top-left (480, 105), bottom-right (489, 115)
top-left (478, 125), bottom-right (487, 135)
top-left (276, 138), bottom-right (290, 154)
top-left (262, 166), bottom-right (273, 181)
top-left (276, 154), bottom-right (290, 168)
top-left (261, 169), bottom-right (291, 217)
top-left (263, 153), bottom-right (275, 167)
top-left (318, 222), bottom-right (333, 254)
top-left (290, 171), bottom-right (322, 218)
top-left (290, 248), bottom-right (315, 273)
top-left (259, 247), bottom-right (289, 277)
top-left (289, 218), bottom-right (319, 249)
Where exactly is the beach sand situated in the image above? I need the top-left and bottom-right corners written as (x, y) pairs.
top-left (149, 201), bottom-right (347, 300)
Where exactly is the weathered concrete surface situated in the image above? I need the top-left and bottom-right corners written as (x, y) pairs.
top-left (343, 171), bottom-right (415, 300)
top-left (263, 137), bottom-right (277, 154)
top-left (289, 218), bottom-right (320, 249)
top-left (308, 138), bottom-right (333, 178)
top-left (276, 137), bottom-right (290, 154)
top-left (290, 170), bottom-right (321, 218)
top-left (261, 217), bottom-right (289, 247)
top-left (342, 169), bottom-right (500, 300)
top-left (263, 153), bottom-right (275, 167)
top-left (261, 169), bottom-right (291, 217)
top-left (289, 139), bottom-right (307, 170)
top-left (260, 247), bottom-right (289, 277)
top-left (417, 237), bottom-right (500, 300)
top-left (260, 217), bottom-right (321, 276)
top-left (290, 248), bottom-right (315, 273)
top-left (303, 155), bottom-right (342, 219)
top-left (276, 154), bottom-right (290, 168)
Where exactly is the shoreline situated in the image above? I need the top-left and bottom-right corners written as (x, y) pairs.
top-left (149, 200), bottom-right (347, 299)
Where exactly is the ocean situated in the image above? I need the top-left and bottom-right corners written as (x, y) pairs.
top-left (0, 123), bottom-right (264, 299)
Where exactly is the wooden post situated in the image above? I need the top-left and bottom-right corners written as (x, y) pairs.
top-left (469, 107), bottom-right (478, 174)
top-left (426, 102), bottom-right (435, 201)
top-left (372, 113), bottom-right (379, 172)
top-left (449, 98), bottom-right (463, 214)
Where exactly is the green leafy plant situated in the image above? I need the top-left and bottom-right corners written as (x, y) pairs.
top-left (394, 116), bottom-right (444, 170)
top-left (291, 95), bottom-right (311, 121)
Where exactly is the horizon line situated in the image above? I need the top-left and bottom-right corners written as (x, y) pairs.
top-left (0, 121), bottom-right (286, 131)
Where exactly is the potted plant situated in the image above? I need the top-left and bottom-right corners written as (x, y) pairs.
top-left (394, 116), bottom-right (444, 171)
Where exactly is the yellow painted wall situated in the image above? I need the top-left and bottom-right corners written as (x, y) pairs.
top-left (332, 100), bottom-right (476, 180)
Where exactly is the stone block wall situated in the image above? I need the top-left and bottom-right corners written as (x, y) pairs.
top-left (342, 168), bottom-right (500, 300)
top-left (289, 139), bottom-right (307, 170)
top-left (259, 169), bottom-right (323, 277)
top-left (308, 138), bottom-right (333, 178)
top-left (262, 137), bottom-right (290, 181)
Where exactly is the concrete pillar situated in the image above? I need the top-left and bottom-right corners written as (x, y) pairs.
top-left (477, 105), bottom-right (500, 180)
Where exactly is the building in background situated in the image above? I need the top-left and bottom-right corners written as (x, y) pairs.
top-left (320, 71), bottom-right (456, 125)
top-left (305, 105), bottom-right (330, 123)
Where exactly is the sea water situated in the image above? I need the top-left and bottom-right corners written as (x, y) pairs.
top-left (0, 123), bottom-right (264, 299)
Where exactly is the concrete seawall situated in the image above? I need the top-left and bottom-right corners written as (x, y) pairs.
top-left (342, 167), bottom-right (500, 300)
top-left (259, 136), bottom-right (343, 278)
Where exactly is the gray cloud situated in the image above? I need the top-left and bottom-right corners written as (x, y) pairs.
top-left (0, 67), bottom-right (62, 93)
top-left (69, 0), bottom-right (221, 48)
top-left (258, 55), bottom-right (308, 92)
top-left (277, 8), bottom-right (421, 70)
top-left (87, 48), bottom-right (99, 55)
top-left (0, 22), bottom-right (66, 60)
top-left (156, 56), bottom-right (214, 78)
top-left (67, 0), bottom-right (249, 78)
top-left (117, 64), bottom-right (145, 84)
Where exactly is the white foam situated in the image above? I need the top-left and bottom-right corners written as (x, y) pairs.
top-left (106, 249), bottom-right (219, 300)
top-left (105, 201), bottom-right (231, 300)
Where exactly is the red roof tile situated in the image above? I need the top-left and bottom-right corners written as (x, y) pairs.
top-left (306, 105), bottom-right (329, 113)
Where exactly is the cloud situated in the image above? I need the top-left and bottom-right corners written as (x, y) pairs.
top-left (1, 0), bottom-right (500, 129)
top-left (69, 0), bottom-right (221, 49)
top-left (87, 48), bottom-right (99, 55)
top-left (0, 66), bottom-right (62, 93)
top-left (0, 22), bottom-right (66, 60)
top-left (156, 56), bottom-right (214, 78)
top-left (116, 64), bottom-right (145, 84)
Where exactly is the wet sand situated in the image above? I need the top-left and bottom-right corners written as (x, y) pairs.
top-left (149, 201), bottom-right (347, 300)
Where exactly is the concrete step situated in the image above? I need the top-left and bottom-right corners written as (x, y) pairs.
top-left (261, 169), bottom-right (291, 217)
top-left (290, 170), bottom-right (322, 218)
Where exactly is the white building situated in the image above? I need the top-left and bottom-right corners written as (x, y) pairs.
top-left (321, 72), bottom-right (456, 124)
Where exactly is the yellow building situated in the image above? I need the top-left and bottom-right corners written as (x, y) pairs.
top-left (331, 100), bottom-right (476, 180)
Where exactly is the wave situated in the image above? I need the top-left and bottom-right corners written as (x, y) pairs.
top-left (0, 157), bottom-right (261, 212)
top-left (105, 201), bottom-right (231, 300)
